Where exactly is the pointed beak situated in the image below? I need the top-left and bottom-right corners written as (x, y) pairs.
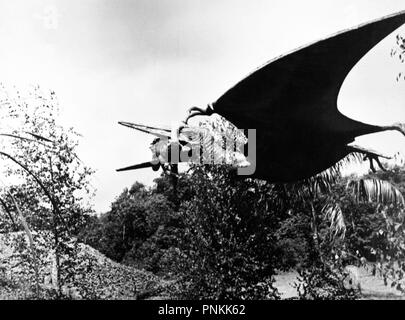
top-left (118, 121), bottom-right (137, 129)
top-left (117, 121), bottom-right (171, 139)
top-left (116, 161), bottom-right (154, 172)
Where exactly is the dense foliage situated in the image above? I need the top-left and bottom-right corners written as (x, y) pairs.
top-left (77, 161), bottom-right (405, 299)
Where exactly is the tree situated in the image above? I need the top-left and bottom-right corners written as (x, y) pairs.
top-left (176, 165), bottom-right (282, 299)
top-left (81, 178), bottom-right (186, 276)
top-left (0, 85), bottom-right (94, 298)
top-left (338, 167), bottom-right (405, 293)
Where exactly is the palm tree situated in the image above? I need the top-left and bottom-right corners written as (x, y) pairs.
top-left (277, 152), bottom-right (405, 267)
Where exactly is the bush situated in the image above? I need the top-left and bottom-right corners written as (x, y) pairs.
top-left (294, 263), bottom-right (358, 300)
top-left (176, 166), bottom-right (281, 299)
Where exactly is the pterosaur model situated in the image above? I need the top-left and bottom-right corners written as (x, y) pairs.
top-left (118, 11), bottom-right (405, 183)
top-left (117, 118), bottom-right (250, 175)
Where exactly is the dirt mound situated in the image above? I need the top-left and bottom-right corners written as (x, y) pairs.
top-left (0, 232), bottom-right (170, 299)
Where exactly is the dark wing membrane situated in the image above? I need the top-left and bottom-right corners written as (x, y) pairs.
top-left (214, 11), bottom-right (405, 137)
top-left (116, 161), bottom-right (154, 172)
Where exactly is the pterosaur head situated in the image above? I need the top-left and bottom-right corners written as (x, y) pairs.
top-left (116, 121), bottom-right (174, 174)
top-left (117, 117), bottom-right (251, 175)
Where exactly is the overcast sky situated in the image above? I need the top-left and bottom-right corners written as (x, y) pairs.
top-left (0, 0), bottom-right (405, 212)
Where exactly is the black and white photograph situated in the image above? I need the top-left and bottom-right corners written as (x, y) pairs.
top-left (0, 0), bottom-right (405, 310)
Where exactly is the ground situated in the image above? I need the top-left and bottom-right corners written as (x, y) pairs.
top-left (274, 267), bottom-right (405, 300)
top-left (1, 233), bottom-right (404, 299)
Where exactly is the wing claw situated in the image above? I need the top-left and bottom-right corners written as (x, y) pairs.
top-left (184, 104), bottom-right (214, 124)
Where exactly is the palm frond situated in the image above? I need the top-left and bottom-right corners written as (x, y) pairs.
top-left (347, 178), bottom-right (405, 206)
top-left (295, 152), bottom-right (364, 198)
top-left (322, 201), bottom-right (346, 240)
